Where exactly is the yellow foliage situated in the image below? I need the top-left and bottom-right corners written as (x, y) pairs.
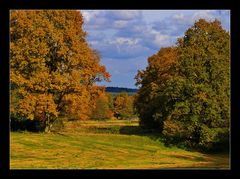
top-left (18, 93), bottom-right (58, 121)
top-left (10, 10), bottom-right (110, 124)
top-left (63, 87), bottom-right (92, 120)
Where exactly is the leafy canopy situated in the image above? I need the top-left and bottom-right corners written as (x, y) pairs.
top-left (134, 19), bottom-right (230, 151)
top-left (10, 10), bottom-right (110, 131)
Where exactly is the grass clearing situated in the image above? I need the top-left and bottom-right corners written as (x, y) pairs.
top-left (10, 119), bottom-right (229, 169)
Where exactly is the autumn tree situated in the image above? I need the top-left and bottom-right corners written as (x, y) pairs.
top-left (91, 90), bottom-right (114, 120)
top-left (135, 19), bottom-right (230, 151)
top-left (61, 87), bottom-right (92, 120)
top-left (114, 92), bottom-right (135, 119)
top-left (10, 10), bottom-right (110, 132)
top-left (134, 47), bottom-right (178, 129)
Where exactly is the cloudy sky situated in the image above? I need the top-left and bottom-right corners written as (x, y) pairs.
top-left (81, 10), bottom-right (230, 88)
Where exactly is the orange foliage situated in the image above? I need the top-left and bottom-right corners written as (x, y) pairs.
top-left (91, 91), bottom-right (113, 120)
top-left (10, 10), bottom-right (110, 126)
top-left (18, 93), bottom-right (58, 121)
top-left (114, 93), bottom-right (135, 119)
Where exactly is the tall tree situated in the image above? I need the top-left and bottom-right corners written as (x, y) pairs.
top-left (162, 19), bottom-right (230, 150)
top-left (10, 10), bottom-right (110, 132)
top-left (135, 19), bottom-right (230, 151)
top-left (134, 47), bottom-right (178, 129)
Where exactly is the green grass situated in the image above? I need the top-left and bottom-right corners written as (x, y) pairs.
top-left (10, 119), bottom-right (229, 169)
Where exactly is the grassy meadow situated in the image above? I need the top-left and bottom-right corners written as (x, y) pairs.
top-left (10, 119), bottom-right (229, 169)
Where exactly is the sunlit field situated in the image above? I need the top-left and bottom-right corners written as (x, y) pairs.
top-left (10, 119), bottom-right (229, 169)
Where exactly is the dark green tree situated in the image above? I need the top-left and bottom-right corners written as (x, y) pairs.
top-left (163, 19), bottom-right (230, 151)
top-left (135, 19), bottom-right (230, 151)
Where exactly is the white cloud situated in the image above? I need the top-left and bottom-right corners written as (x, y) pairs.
top-left (192, 10), bottom-right (216, 22)
top-left (152, 31), bottom-right (171, 47)
top-left (173, 13), bottom-right (185, 21)
top-left (88, 37), bottom-right (151, 59)
top-left (114, 37), bottom-right (139, 46)
top-left (81, 10), bottom-right (102, 23)
top-left (88, 40), bottom-right (99, 45)
top-left (113, 20), bottom-right (128, 28)
top-left (109, 10), bottom-right (142, 20)
top-left (81, 10), bottom-right (143, 30)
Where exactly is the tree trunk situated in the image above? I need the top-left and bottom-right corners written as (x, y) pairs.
top-left (45, 125), bottom-right (50, 133)
top-left (44, 113), bottom-right (51, 133)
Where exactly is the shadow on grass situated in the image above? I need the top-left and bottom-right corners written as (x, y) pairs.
top-left (119, 127), bottom-right (226, 164)
top-left (167, 154), bottom-right (206, 162)
top-left (119, 126), bottom-right (164, 142)
top-left (119, 126), bottom-right (229, 155)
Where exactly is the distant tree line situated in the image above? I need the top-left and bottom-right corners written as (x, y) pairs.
top-left (134, 19), bottom-right (230, 152)
top-left (106, 87), bottom-right (138, 93)
top-left (91, 92), bottom-right (136, 120)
